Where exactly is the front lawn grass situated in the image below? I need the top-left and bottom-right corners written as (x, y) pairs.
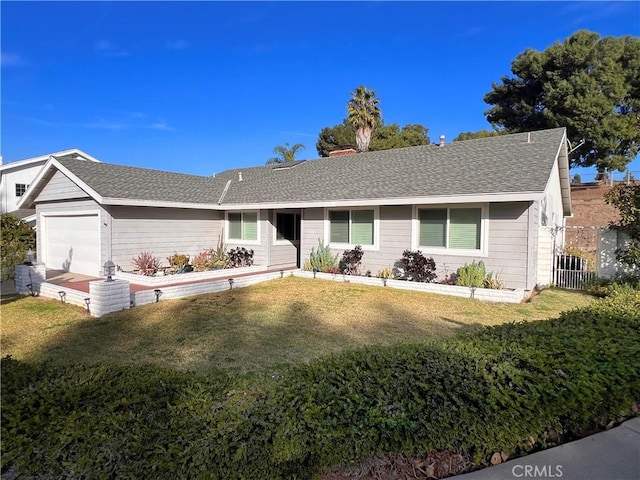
top-left (0, 276), bottom-right (593, 375)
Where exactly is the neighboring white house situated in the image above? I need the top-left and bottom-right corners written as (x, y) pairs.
top-left (0, 149), bottom-right (101, 224)
top-left (19, 128), bottom-right (572, 288)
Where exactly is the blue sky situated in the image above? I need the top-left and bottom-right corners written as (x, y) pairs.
top-left (2, 1), bottom-right (639, 180)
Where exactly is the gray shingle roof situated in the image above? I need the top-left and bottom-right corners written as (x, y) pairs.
top-left (218, 128), bottom-right (566, 204)
top-left (54, 127), bottom-right (565, 207)
top-left (56, 159), bottom-right (227, 205)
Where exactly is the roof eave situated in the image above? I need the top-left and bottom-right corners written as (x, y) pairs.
top-left (0, 148), bottom-right (101, 172)
top-left (101, 198), bottom-right (221, 210)
top-left (219, 191), bottom-right (545, 210)
top-left (17, 157), bottom-right (104, 209)
top-left (557, 130), bottom-right (573, 217)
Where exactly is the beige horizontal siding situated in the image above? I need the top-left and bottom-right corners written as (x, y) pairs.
top-left (35, 170), bottom-right (89, 202)
top-left (110, 206), bottom-right (222, 271)
top-left (299, 202), bottom-right (532, 289)
top-left (300, 208), bottom-right (325, 266)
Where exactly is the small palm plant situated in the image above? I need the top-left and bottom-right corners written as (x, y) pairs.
top-left (266, 142), bottom-right (305, 164)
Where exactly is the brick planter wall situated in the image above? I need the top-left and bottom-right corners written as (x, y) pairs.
top-left (293, 270), bottom-right (526, 303)
top-left (14, 264), bottom-right (46, 295)
top-left (89, 279), bottom-right (131, 317)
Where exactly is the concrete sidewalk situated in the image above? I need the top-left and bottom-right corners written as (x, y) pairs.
top-left (454, 416), bottom-right (640, 480)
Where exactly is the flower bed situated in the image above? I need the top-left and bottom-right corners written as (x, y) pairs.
top-left (293, 270), bottom-right (525, 303)
top-left (115, 265), bottom-right (266, 287)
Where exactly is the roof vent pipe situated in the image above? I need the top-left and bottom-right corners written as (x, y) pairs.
top-left (439, 135), bottom-right (445, 147)
top-left (527, 132), bottom-right (531, 143)
top-left (238, 171), bottom-right (243, 181)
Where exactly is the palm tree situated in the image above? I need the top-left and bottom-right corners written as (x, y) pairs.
top-left (346, 85), bottom-right (381, 152)
top-left (266, 142), bottom-right (305, 164)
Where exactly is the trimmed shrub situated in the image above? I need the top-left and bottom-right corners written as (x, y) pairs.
top-left (340, 245), bottom-right (364, 275)
top-left (2, 288), bottom-right (639, 478)
top-left (227, 247), bottom-right (254, 267)
top-left (1, 214), bottom-right (35, 280)
top-left (400, 250), bottom-right (437, 282)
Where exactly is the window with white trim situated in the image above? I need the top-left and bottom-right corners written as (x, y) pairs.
top-left (227, 212), bottom-right (258, 241)
top-left (418, 207), bottom-right (482, 250)
top-left (328, 209), bottom-right (375, 246)
top-left (15, 184), bottom-right (28, 197)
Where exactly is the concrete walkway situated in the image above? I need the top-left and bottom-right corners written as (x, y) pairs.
top-left (454, 417), bottom-right (640, 480)
top-left (1, 270), bottom-right (100, 296)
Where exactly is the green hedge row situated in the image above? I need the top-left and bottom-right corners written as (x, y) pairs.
top-left (2, 288), bottom-right (639, 479)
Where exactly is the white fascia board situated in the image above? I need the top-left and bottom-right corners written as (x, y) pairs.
top-left (17, 157), bottom-right (105, 209)
top-left (556, 130), bottom-right (573, 217)
top-left (0, 148), bottom-right (100, 172)
top-left (0, 157), bottom-right (48, 172)
top-left (101, 197), bottom-right (220, 210)
top-left (220, 192), bottom-right (544, 211)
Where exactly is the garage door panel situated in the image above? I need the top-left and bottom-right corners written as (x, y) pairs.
top-left (45, 215), bottom-right (100, 276)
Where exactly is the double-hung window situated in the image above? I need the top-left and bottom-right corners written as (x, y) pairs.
top-left (417, 207), bottom-right (483, 252)
top-left (328, 209), bottom-right (376, 247)
top-left (227, 211), bottom-right (258, 242)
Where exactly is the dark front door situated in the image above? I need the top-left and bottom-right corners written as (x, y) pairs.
top-left (275, 212), bottom-right (302, 267)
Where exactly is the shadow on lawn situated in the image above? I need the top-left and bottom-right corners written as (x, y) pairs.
top-left (14, 280), bottom-right (485, 375)
top-left (368, 302), bottom-right (484, 341)
top-left (1, 294), bottom-right (25, 306)
top-left (10, 285), bottom-right (331, 374)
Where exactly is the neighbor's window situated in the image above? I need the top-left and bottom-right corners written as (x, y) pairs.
top-left (329, 209), bottom-right (374, 245)
top-left (15, 184), bottom-right (28, 197)
top-left (228, 212), bottom-right (258, 241)
top-left (418, 207), bottom-right (481, 250)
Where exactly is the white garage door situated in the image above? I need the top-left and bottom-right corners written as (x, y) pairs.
top-left (45, 214), bottom-right (100, 276)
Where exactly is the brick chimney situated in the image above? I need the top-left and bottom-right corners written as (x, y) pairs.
top-left (329, 148), bottom-right (358, 157)
top-left (439, 135), bottom-right (445, 147)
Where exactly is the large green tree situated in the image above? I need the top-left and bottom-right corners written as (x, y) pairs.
top-left (369, 123), bottom-right (430, 151)
top-left (453, 130), bottom-right (504, 142)
top-left (316, 121), bottom-right (430, 157)
top-left (604, 183), bottom-right (640, 270)
top-left (346, 85), bottom-right (382, 152)
top-left (266, 142), bottom-right (305, 165)
top-left (484, 30), bottom-right (640, 172)
top-left (1, 214), bottom-right (36, 280)
top-left (316, 121), bottom-right (356, 157)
